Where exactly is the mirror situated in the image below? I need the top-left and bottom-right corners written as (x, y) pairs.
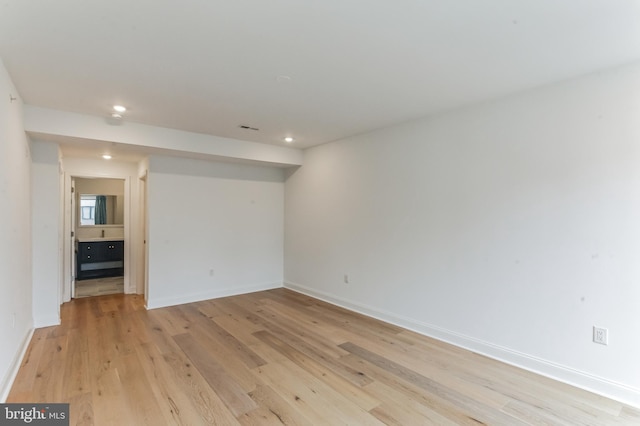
top-left (79, 195), bottom-right (123, 225)
top-left (75, 177), bottom-right (125, 227)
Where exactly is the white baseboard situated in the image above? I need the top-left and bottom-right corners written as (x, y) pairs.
top-left (0, 327), bottom-right (34, 403)
top-left (284, 281), bottom-right (640, 409)
top-left (33, 315), bottom-right (60, 329)
top-left (146, 281), bottom-right (283, 310)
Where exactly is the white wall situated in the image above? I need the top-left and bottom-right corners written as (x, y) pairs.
top-left (0, 59), bottom-right (34, 401)
top-left (146, 155), bottom-right (284, 308)
top-left (31, 141), bottom-right (62, 327)
top-left (75, 177), bottom-right (125, 195)
top-left (63, 157), bottom-right (140, 179)
top-left (284, 61), bottom-right (640, 407)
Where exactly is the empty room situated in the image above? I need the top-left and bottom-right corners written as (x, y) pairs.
top-left (1, 1), bottom-right (639, 424)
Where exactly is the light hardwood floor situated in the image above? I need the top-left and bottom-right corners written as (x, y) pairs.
top-left (8, 289), bottom-right (640, 425)
top-left (75, 277), bottom-right (124, 298)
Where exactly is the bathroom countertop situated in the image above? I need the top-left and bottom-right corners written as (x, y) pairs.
top-left (76, 237), bottom-right (125, 243)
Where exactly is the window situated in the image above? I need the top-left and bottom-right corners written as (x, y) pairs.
top-left (80, 196), bottom-right (97, 225)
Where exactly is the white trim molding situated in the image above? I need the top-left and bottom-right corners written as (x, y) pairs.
top-left (32, 316), bottom-right (60, 329)
top-left (146, 281), bottom-right (283, 310)
top-left (284, 281), bottom-right (640, 409)
top-left (0, 328), bottom-right (34, 403)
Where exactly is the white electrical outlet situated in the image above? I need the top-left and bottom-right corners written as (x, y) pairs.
top-left (344, 274), bottom-right (349, 284)
top-left (593, 326), bottom-right (608, 345)
top-left (11, 313), bottom-right (15, 328)
top-left (209, 269), bottom-right (215, 277)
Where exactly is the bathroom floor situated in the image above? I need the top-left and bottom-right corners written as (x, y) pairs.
top-left (75, 276), bottom-right (124, 298)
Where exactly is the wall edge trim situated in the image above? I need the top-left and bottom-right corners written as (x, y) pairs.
top-left (33, 315), bottom-right (61, 329)
top-left (146, 281), bottom-right (283, 310)
top-left (284, 281), bottom-right (640, 409)
top-left (0, 327), bottom-right (35, 403)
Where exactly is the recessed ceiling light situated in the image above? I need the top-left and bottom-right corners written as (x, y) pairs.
top-left (113, 105), bottom-right (126, 113)
top-left (102, 154), bottom-right (112, 160)
top-left (284, 137), bottom-right (294, 143)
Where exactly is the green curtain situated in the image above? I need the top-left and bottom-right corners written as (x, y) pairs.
top-left (95, 195), bottom-right (107, 225)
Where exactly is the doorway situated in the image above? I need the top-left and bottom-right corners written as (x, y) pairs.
top-left (63, 174), bottom-right (132, 301)
top-left (72, 177), bottom-right (126, 298)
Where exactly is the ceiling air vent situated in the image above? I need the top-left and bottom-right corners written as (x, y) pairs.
top-left (238, 125), bottom-right (259, 131)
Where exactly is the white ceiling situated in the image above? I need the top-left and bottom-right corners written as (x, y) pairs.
top-left (1, 0), bottom-right (639, 153)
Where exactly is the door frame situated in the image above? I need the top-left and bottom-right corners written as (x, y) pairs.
top-left (62, 172), bottom-right (133, 302)
top-left (138, 171), bottom-right (148, 303)
top-left (70, 178), bottom-right (76, 299)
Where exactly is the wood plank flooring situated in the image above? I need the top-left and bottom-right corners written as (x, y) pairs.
top-left (8, 289), bottom-right (640, 425)
top-left (75, 277), bottom-right (124, 298)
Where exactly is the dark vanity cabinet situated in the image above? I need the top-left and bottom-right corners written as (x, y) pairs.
top-left (76, 240), bottom-right (124, 280)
